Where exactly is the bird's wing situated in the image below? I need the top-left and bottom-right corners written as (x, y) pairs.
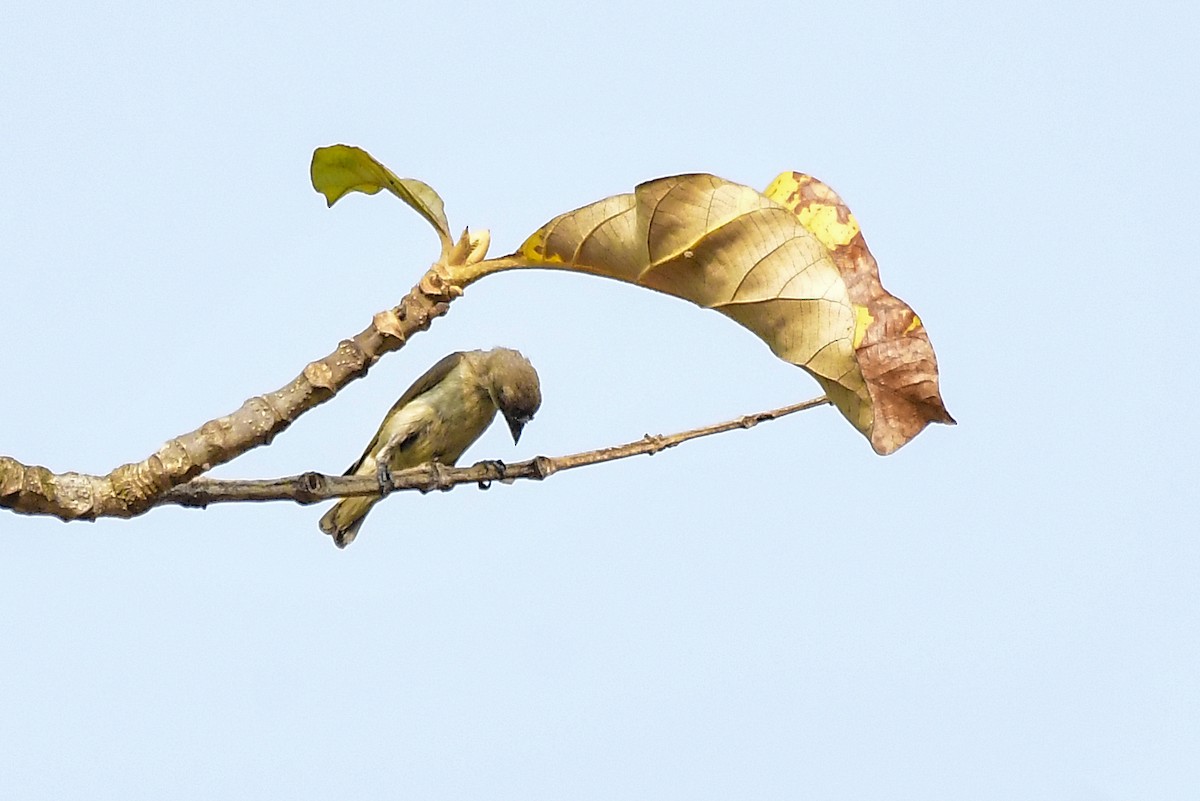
top-left (390, 351), bottom-right (466, 412)
top-left (342, 351), bottom-right (465, 475)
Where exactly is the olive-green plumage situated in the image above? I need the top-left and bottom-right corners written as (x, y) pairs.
top-left (319, 348), bottom-right (541, 548)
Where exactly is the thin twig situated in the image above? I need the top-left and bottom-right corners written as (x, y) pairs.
top-left (162, 395), bottom-right (831, 508)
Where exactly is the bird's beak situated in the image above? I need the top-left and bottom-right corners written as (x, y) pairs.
top-left (506, 415), bottom-right (526, 445)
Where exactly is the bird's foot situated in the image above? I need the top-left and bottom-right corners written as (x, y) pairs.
top-left (376, 462), bottom-right (394, 497)
top-left (477, 459), bottom-right (506, 490)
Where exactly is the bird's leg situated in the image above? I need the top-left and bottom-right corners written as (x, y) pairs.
top-left (374, 437), bottom-right (405, 497)
top-left (375, 461), bottom-right (394, 497)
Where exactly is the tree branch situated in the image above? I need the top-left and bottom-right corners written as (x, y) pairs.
top-left (161, 395), bottom-right (832, 508)
top-left (0, 269), bottom-right (464, 521)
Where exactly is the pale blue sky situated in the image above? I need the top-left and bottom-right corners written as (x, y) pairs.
top-left (2, 1), bottom-right (1196, 798)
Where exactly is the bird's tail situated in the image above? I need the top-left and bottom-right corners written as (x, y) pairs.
top-left (318, 496), bottom-right (378, 548)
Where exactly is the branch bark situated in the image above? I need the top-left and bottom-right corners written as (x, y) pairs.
top-left (160, 395), bottom-right (831, 508)
top-left (0, 269), bottom-right (464, 521)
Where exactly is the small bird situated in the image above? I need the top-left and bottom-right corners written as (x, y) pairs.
top-left (319, 347), bottom-right (542, 548)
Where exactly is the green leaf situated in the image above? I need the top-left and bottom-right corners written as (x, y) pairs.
top-left (310, 144), bottom-right (452, 250)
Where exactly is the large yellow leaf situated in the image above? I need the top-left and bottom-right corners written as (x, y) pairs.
top-left (509, 173), bottom-right (953, 453)
top-left (310, 144), bottom-right (453, 251)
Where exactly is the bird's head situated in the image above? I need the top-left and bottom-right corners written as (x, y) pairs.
top-left (486, 348), bottom-right (542, 444)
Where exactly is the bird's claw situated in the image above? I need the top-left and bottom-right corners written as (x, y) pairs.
top-left (477, 459), bottom-right (506, 490)
top-left (376, 462), bottom-right (394, 497)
